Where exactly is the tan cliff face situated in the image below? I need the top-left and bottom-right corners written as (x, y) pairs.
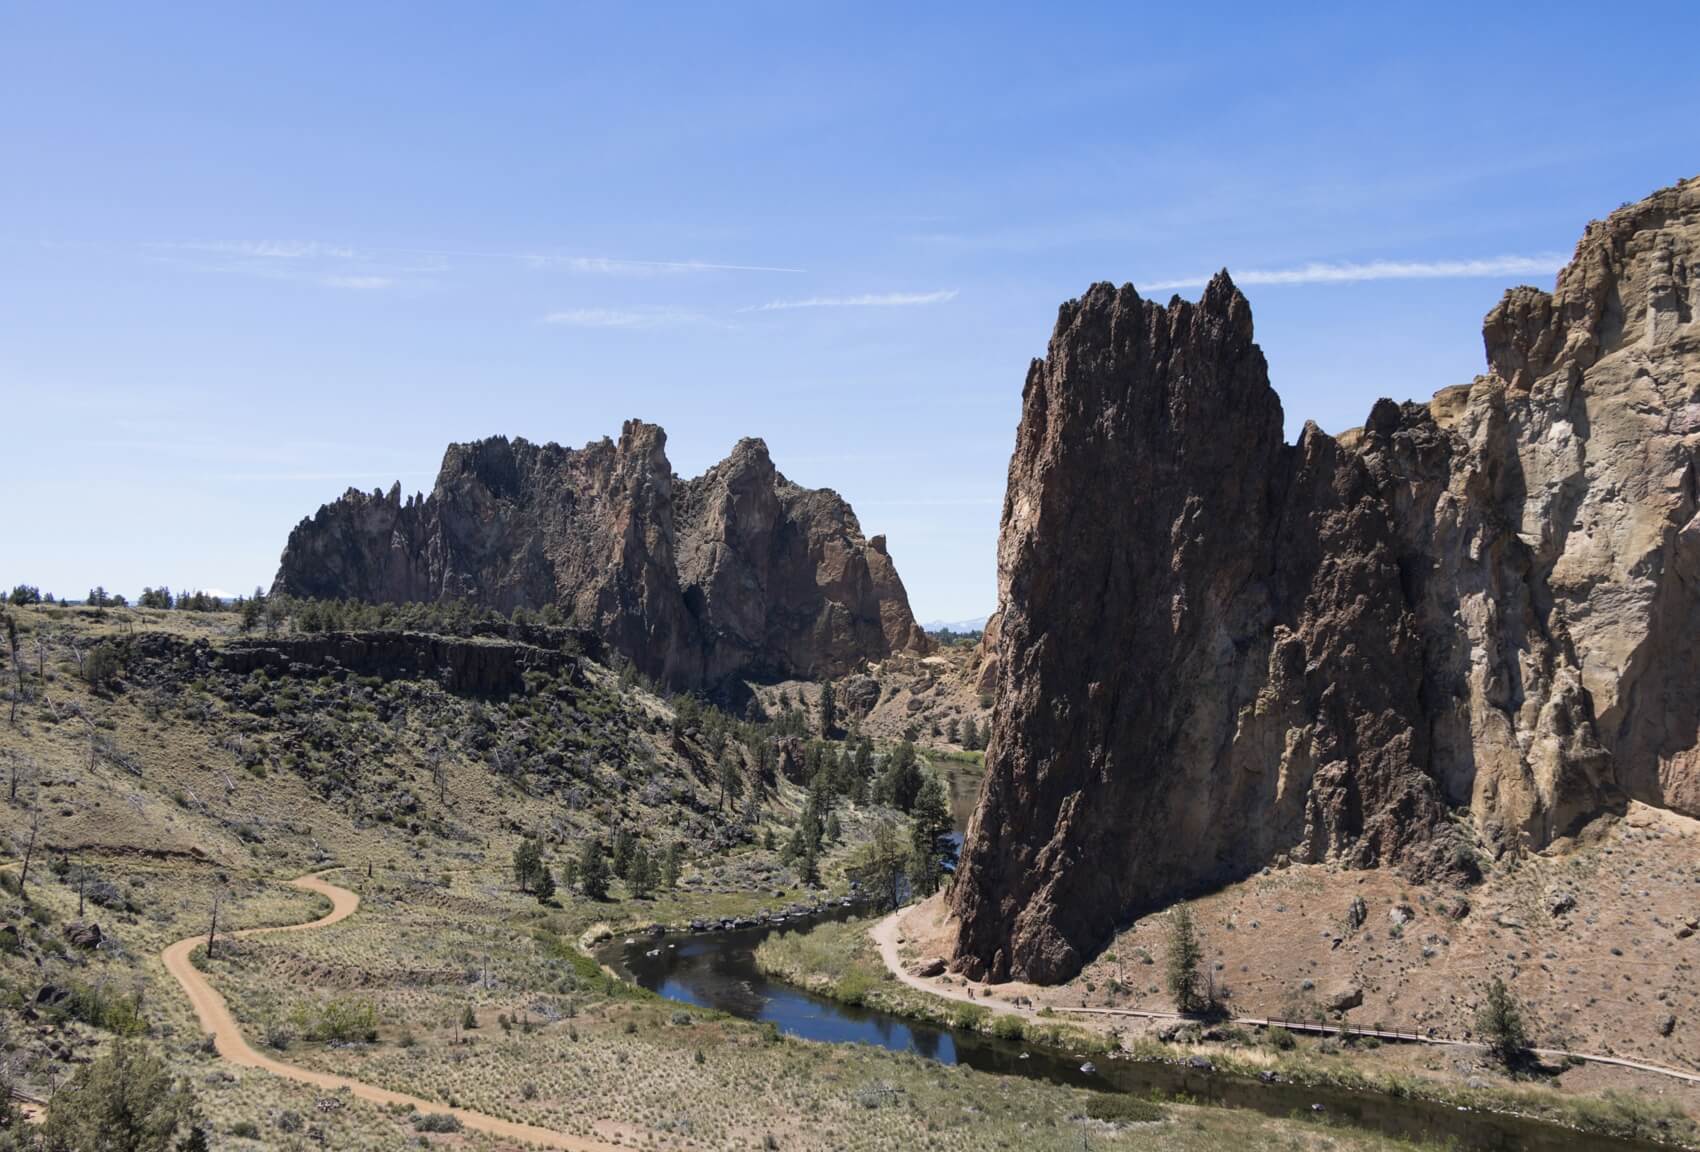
top-left (272, 420), bottom-right (931, 690)
top-left (952, 176), bottom-right (1700, 985)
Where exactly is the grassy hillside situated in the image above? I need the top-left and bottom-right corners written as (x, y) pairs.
top-left (0, 601), bottom-right (1495, 1150)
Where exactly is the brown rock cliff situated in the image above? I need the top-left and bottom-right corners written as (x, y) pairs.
top-left (273, 421), bottom-right (930, 689)
top-left (953, 177), bottom-right (1700, 983)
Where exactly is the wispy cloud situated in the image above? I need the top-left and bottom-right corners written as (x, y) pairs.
top-left (145, 239), bottom-right (362, 261)
top-left (524, 254), bottom-right (805, 275)
top-left (542, 307), bottom-right (701, 329)
top-left (1143, 254), bottom-right (1567, 292)
top-left (142, 239), bottom-right (444, 291)
top-left (322, 275), bottom-right (394, 290)
top-left (745, 289), bottom-right (959, 312)
top-left (138, 239), bottom-right (800, 293)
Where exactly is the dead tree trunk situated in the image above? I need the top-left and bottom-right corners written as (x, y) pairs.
top-left (206, 892), bottom-right (223, 959)
top-left (17, 807), bottom-right (40, 898)
top-left (5, 617), bottom-right (19, 726)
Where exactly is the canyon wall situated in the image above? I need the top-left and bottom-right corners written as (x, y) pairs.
top-left (952, 177), bottom-right (1700, 983)
top-left (273, 421), bottom-right (929, 690)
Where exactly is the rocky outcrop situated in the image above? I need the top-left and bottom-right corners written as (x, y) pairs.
top-left (273, 421), bottom-right (929, 689)
top-left (953, 177), bottom-right (1700, 984)
top-left (674, 437), bottom-right (931, 683)
top-left (217, 632), bottom-right (578, 698)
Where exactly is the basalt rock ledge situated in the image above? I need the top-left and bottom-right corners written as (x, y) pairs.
top-left (272, 422), bottom-right (930, 691)
top-left (952, 176), bottom-right (1700, 984)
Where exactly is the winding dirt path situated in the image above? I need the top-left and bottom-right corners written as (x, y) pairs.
top-left (161, 872), bottom-right (619, 1151)
top-left (871, 910), bottom-right (1700, 1086)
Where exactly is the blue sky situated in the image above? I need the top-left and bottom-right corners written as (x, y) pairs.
top-left (4, 2), bottom-right (1696, 620)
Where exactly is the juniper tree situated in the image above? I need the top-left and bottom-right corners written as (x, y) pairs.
top-left (38, 1038), bottom-right (201, 1152)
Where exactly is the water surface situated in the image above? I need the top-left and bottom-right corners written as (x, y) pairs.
top-left (606, 912), bottom-right (1668, 1152)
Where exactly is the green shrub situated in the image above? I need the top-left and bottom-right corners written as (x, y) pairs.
top-left (990, 1014), bottom-right (1025, 1042)
top-left (289, 997), bottom-right (378, 1043)
top-left (836, 970), bottom-right (876, 1007)
top-left (52, 981), bottom-right (146, 1036)
top-left (950, 1003), bottom-right (988, 1031)
top-left (1084, 1094), bottom-right (1163, 1123)
top-left (414, 1113), bottom-right (463, 1133)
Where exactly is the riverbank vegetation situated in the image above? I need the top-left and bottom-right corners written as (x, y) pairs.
top-left (766, 914), bottom-right (1700, 1149)
top-left (755, 917), bottom-right (1114, 1054)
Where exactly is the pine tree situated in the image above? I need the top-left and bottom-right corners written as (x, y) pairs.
top-left (818, 682), bottom-right (837, 738)
top-left (796, 836), bottom-right (819, 887)
top-left (877, 742), bottom-right (923, 812)
top-left (628, 846), bottom-right (656, 899)
top-left (849, 820), bottom-right (908, 910)
top-left (512, 837), bottom-right (544, 893)
top-left (532, 862), bottom-right (556, 903)
top-left (579, 840), bottom-right (610, 900)
top-left (1165, 906), bottom-right (1204, 1014)
top-left (908, 772), bottom-right (951, 896)
top-left (611, 827), bottom-right (637, 879)
top-left (1477, 976), bottom-right (1530, 1067)
top-left (717, 750), bottom-right (744, 811)
top-left (661, 841), bottom-right (683, 889)
top-left (961, 717), bottom-right (981, 751)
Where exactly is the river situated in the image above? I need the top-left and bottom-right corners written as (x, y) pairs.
top-left (602, 756), bottom-right (1667, 1150)
top-left (602, 905), bottom-right (1667, 1152)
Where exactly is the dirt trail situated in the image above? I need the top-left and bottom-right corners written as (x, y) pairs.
top-left (870, 910), bottom-right (1700, 1086)
top-left (161, 871), bottom-right (618, 1151)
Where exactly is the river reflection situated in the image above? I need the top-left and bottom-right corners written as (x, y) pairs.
top-left (604, 913), bottom-right (1667, 1152)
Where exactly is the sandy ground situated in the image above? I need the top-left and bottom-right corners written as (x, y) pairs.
top-left (161, 871), bottom-right (620, 1152)
top-left (875, 805), bottom-right (1700, 1099)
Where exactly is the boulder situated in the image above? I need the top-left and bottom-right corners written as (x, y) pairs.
top-left (1325, 983), bottom-right (1364, 1013)
top-left (62, 922), bottom-right (102, 950)
top-left (909, 956), bottom-right (947, 978)
top-left (840, 675), bottom-right (880, 718)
